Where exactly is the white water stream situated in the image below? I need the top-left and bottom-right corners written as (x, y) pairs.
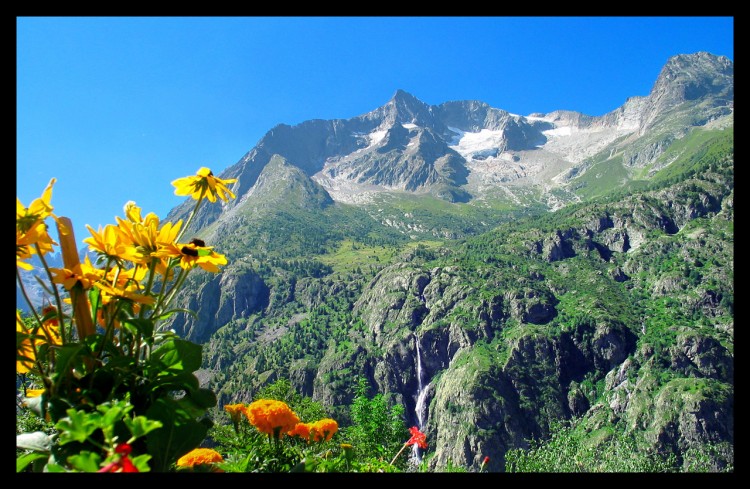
top-left (411, 337), bottom-right (430, 465)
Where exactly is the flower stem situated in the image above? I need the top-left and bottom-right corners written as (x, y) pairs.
top-left (175, 194), bottom-right (205, 244)
top-left (389, 443), bottom-right (408, 466)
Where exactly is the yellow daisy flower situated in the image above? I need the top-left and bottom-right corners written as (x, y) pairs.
top-left (171, 167), bottom-right (237, 203)
top-left (153, 238), bottom-right (227, 273)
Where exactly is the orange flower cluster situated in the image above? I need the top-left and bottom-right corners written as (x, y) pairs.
top-left (244, 399), bottom-right (300, 438)
top-left (288, 418), bottom-right (339, 443)
top-left (176, 448), bottom-right (224, 468)
top-left (226, 399), bottom-right (339, 443)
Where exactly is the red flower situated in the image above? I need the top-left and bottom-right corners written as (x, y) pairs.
top-left (405, 426), bottom-right (428, 449)
top-left (483, 456), bottom-right (490, 465)
top-left (97, 443), bottom-right (139, 473)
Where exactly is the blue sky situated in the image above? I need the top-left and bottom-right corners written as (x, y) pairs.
top-left (17, 16), bottom-right (734, 247)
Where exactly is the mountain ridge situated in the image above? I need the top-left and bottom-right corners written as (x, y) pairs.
top-left (166, 51), bottom-right (733, 234)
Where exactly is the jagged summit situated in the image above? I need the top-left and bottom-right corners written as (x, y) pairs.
top-left (165, 52), bottom-right (733, 235)
top-left (370, 88), bottom-right (438, 128)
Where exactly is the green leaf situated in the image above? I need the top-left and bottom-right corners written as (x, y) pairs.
top-left (67, 451), bottom-right (102, 472)
top-left (16, 452), bottom-right (48, 472)
top-left (98, 400), bottom-right (132, 427)
top-left (16, 431), bottom-right (52, 452)
top-left (152, 308), bottom-right (197, 322)
top-left (55, 409), bottom-right (101, 444)
top-left (145, 398), bottom-right (210, 472)
top-left (189, 388), bottom-right (218, 410)
top-left (122, 317), bottom-right (154, 339)
top-left (123, 415), bottom-right (163, 439)
top-left (150, 339), bottom-right (202, 372)
top-left (53, 343), bottom-right (91, 380)
top-left (148, 371), bottom-right (200, 392)
top-left (131, 454), bottom-right (153, 472)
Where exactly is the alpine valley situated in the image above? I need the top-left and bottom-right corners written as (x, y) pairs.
top-left (28, 51), bottom-right (736, 471)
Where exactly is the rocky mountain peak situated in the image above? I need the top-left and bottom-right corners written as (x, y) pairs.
top-left (244, 154), bottom-right (333, 211)
top-left (376, 89), bottom-right (438, 128)
top-left (640, 52), bottom-right (734, 131)
top-left (163, 51), bottom-right (732, 238)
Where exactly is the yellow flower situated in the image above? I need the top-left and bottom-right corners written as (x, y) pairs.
top-left (16, 223), bottom-right (53, 270)
top-left (153, 239), bottom-right (227, 273)
top-left (176, 448), bottom-right (224, 468)
top-left (116, 210), bottom-right (182, 266)
top-left (16, 312), bottom-right (35, 374)
top-left (244, 399), bottom-right (300, 438)
top-left (49, 256), bottom-right (100, 291)
top-left (172, 167), bottom-right (237, 203)
top-left (16, 179), bottom-right (59, 270)
top-left (17, 307), bottom-right (61, 374)
top-left (93, 282), bottom-right (156, 306)
top-left (122, 201), bottom-right (143, 223)
top-left (84, 224), bottom-right (130, 261)
top-left (16, 178), bottom-right (56, 232)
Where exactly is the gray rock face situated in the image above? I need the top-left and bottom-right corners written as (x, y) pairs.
top-left (144, 51), bottom-right (734, 473)
top-left (165, 52), bottom-right (733, 233)
top-left (669, 335), bottom-right (733, 381)
top-left (169, 266), bottom-right (269, 343)
top-left (640, 52), bottom-right (733, 131)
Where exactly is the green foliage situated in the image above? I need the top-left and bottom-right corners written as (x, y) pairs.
top-left (505, 418), bottom-right (677, 472)
top-left (18, 399), bottom-right (161, 473)
top-left (342, 377), bottom-right (410, 467)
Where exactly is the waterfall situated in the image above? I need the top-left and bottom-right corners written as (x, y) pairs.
top-left (411, 336), bottom-right (429, 466)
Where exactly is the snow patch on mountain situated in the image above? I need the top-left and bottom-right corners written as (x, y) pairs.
top-left (448, 127), bottom-right (506, 160)
top-left (312, 171), bottom-right (381, 205)
top-left (367, 129), bottom-right (387, 147)
top-left (526, 114), bottom-right (637, 164)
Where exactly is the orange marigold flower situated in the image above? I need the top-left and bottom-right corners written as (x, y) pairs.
top-left (176, 448), bottom-right (224, 468)
top-left (288, 422), bottom-right (312, 441)
top-left (172, 167), bottom-right (237, 203)
top-left (224, 403), bottom-right (246, 424)
top-left (310, 418), bottom-right (338, 442)
top-left (244, 399), bottom-right (300, 438)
